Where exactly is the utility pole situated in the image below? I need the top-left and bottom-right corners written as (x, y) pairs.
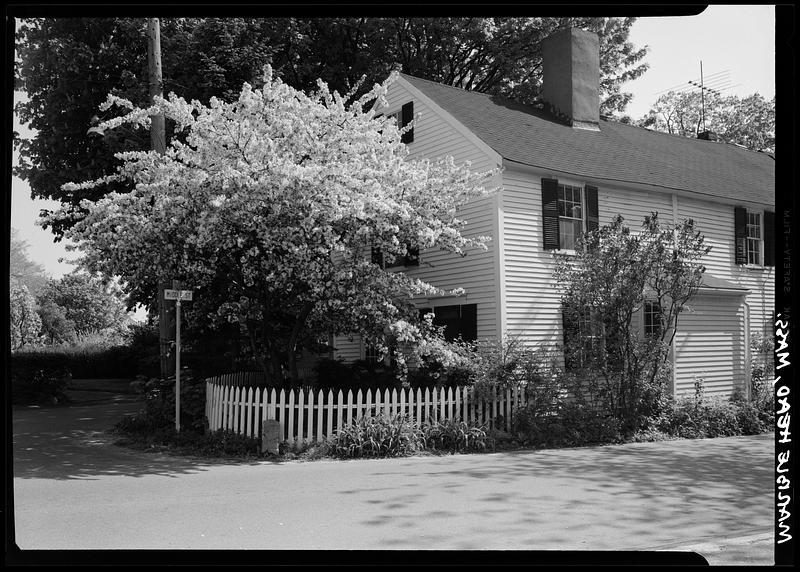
top-left (148, 17), bottom-right (174, 379)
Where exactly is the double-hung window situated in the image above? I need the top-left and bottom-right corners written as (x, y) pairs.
top-left (746, 212), bottom-right (762, 266)
top-left (542, 178), bottom-right (599, 251)
top-left (735, 206), bottom-right (774, 267)
top-left (557, 184), bottom-right (584, 251)
top-left (643, 301), bottom-right (663, 338)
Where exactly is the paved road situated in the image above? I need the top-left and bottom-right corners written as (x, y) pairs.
top-left (11, 380), bottom-right (776, 564)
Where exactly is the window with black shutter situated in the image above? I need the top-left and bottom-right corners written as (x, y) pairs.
top-left (542, 178), bottom-right (599, 250)
top-left (541, 178), bottom-right (560, 250)
top-left (585, 185), bottom-right (599, 232)
top-left (734, 206), bottom-right (748, 265)
top-left (401, 101), bottom-right (414, 143)
top-left (372, 244), bottom-right (420, 268)
top-left (734, 207), bottom-right (773, 267)
top-left (418, 304), bottom-right (477, 342)
top-left (764, 211), bottom-right (775, 267)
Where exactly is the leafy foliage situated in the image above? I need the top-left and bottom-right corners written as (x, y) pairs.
top-left (50, 69), bottom-right (493, 385)
top-left (11, 366), bottom-right (71, 405)
top-left (10, 279), bottom-right (42, 350)
top-left (129, 372), bottom-right (209, 433)
top-left (10, 228), bottom-right (49, 296)
top-left (555, 213), bottom-right (710, 431)
top-left (327, 414), bottom-right (426, 458)
top-left (11, 335), bottom-right (139, 379)
top-left (15, 17), bottom-right (648, 239)
top-left (637, 91), bottom-right (775, 153)
top-left (36, 273), bottom-right (132, 339)
top-left (36, 299), bottom-right (77, 345)
top-left (423, 418), bottom-right (488, 453)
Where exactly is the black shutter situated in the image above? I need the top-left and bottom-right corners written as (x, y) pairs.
top-left (734, 206), bottom-right (747, 264)
top-left (406, 245), bottom-right (420, 266)
top-left (585, 185), bottom-right (599, 232)
top-left (461, 304), bottom-right (477, 342)
top-left (764, 211), bottom-right (775, 267)
top-left (371, 247), bottom-right (383, 266)
top-left (401, 101), bottom-right (414, 143)
top-left (562, 306), bottom-right (577, 371)
top-left (542, 178), bottom-right (560, 250)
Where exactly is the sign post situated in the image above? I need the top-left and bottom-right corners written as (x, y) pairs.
top-left (164, 286), bottom-right (193, 432)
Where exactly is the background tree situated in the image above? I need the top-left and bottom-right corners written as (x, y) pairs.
top-left (36, 273), bottom-right (131, 338)
top-left (10, 228), bottom-right (49, 296)
top-left (555, 213), bottom-right (710, 432)
top-left (15, 17), bottom-right (648, 240)
top-left (637, 90), bottom-right (775, 153)
top-left (48, 70), bottom-right (495, 385)
top-left (10, 279), bottom-right (42, 350)
top-left (37, 299), bottom-right (77, 345)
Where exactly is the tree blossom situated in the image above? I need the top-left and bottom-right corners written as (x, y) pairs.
top-left (51, 67), bottom-right (497, 384)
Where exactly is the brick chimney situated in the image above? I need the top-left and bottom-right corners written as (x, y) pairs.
top-left (541, 27), bottom-right (600, 130)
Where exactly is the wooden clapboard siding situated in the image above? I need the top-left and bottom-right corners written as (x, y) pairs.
top-left (384, 79), bottom-right (500, 340)
top-left (597, 183), bottom-right (673, 227)
top-left (332, 78), bottom-right (503, 359)
top-left (501, 169), bottom-right (562, 347)
top-left (673, 293), bottom-right (747, 398)
top-left (332, 335), bottom-right (363, 362)
top-left (676, 194), bottom-right (775, 335)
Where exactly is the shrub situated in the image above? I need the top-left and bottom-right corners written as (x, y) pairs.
top-left (132, 371), bottom-right (208, 433)
top-left (11, 341), bottom-right (139, 379)
top-left (326, 414), bottom-right (425, 458)
top-left (422, 418), bottom-right (489, 453)
top-left (11, 366), bottom-right (72, 405)
top-left (648, 386), bottom-right (771, 440)
top-left (313, 358), bottom-right (400, 392)
top-left (512, 402), bottom-right (622, 448)
top-left (113, 417), bottom-right (261, 457)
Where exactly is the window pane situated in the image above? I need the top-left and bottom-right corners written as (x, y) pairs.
top-left (559, 218), bottom-right (582, 250)
top-left (747, 239), bottom-right (761, 265)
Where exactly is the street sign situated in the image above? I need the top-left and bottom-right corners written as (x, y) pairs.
top-left (163, 286), bottom-right (194, 432)
top-left (164, 289), bottom-right (193, 301)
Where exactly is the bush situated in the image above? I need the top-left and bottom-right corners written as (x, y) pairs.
top-left (313, 358), bottom-right (400, 391)
top-left (131, 371), bottom-right (208, 433)
top-left (12, 341), bottom-right (138, 379)
top-left (11, 366), bottom-right (72, 405)
top-left (326, 414), bottom-right (425, 458)
top-left (512, 402), bottom-right (622, 448)
top-left (422, 418), bottom-right (489, 453)
top-left (113, 416), bottom-right (261, 457)
top-left (648, 388), bottom-right (772, 440)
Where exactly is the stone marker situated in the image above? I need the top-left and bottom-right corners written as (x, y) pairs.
top-left (262, 419), bottom-right (281, 455)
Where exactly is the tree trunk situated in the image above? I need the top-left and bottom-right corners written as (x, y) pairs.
top-left (287, 301), bottom-right (315, 384)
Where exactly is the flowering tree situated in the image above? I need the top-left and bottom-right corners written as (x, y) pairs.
top-left (50, 68), bottom-right (495, 384)
top-left (555, 213), bottom-right (710, 430)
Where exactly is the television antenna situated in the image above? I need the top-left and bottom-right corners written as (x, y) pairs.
top-left (654, 64), bottom-right (740, 132)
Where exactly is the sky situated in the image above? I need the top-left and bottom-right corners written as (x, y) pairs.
top-left (10, 6), bottom-right (777, 282)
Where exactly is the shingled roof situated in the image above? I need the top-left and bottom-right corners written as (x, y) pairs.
top-left (401, 74), bottom-right (774, 207)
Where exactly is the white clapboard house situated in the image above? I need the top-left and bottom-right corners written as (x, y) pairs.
top-left (333, 27), bottom-right (775, 399)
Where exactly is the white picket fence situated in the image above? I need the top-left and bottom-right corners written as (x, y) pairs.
top-left (205, 375), bottom-right (530, 444)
